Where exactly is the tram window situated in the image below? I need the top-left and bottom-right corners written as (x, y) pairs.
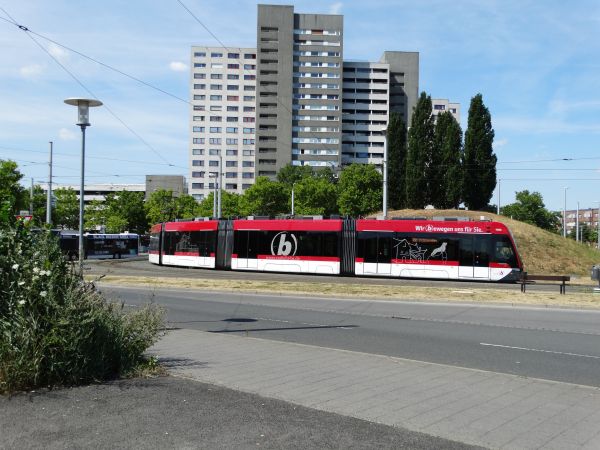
top-left (492, 236), bottom-right (517, 267)
top-left (321, 233), bottom-right (338, 257)
top-left (378, 235), bottom-right (392, 263)
top-left (358, 232), bottom-right (378, 263)
top-left (175, 232), bottom-right (199, 254)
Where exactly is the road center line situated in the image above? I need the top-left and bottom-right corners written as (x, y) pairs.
top-left (480, 342), bottom-right (600, 359)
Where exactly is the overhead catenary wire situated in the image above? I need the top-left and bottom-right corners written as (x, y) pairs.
top-left (0, 8), bottom-right (177, 168)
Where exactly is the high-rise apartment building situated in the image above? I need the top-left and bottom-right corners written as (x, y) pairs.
top-left (189, 47), bottom-right (257, 201)
top-left (341, 61), bottom-right (389, 166)
top-left (256, 4), bottom-right (343, 176)
top-left (432, 98), bottom-right (460, 123)
top-left (380, 51), bottom-right (419, 127)
top-left (189, 6), bottom-right (421, 190)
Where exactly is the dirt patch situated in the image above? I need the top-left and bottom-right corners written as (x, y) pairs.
top-left (93, 275), bottom-right (600, 309)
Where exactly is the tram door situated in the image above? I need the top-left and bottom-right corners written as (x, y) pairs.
top-left (458, 236), bottom-right (490, 279)
top-left (362, 232), bottom-right (392, 275)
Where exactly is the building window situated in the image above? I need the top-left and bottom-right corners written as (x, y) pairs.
top-left (225, 183), bottom-right (238, 190)
top-left (243, 128), bottom-right (255, 134)
top-left (209, 127), bottom-right (221, 133)
top-left (226, 161), bottom-right (238, 167)
top-left (243, 149), bottom-right (254, 156)
top-left (192, 138), bottom-right (204, 144)
top-left (244, 75), bottom-right (256, 80)
top-left (192, 126), bottom-right (205, 132)
top-left (243, 117), bottom-right (255, 123)
top-left (227, 85), bottom-right (239, 91)
top-left (193, 116), bottom-right (205, 121)
top-left (227, 117), bottom-right (239, 122)
top-left (242, 161), bottom-right (254, 167)
top-left (210, 95), bottom-right (222, 101)
top-left (227, 74), bottom-right (239, 80)
top-left (226, 149), bottom-right (238, 156)
top-left (227, 63), bottom-right (239, 69)
top-left (210, 105), bottom-right (222, 111)
top-left (227, 95), bottom-right (239, 101)
top-left (191, 183), bottom-right (204, 189)
top-left (194, 73), bottom-right (206, 79)
top-left (192, 149), bottom-right (204, 155)
top-left (243, 64), bottom-right (256, 70)
top-left (243, 139), bottom-right (255, 145)
top-left (244, 53), bottom-right (256, 59)
top-left (243, 106), bottom-right (255, 112)
top-left (192, 160), bottom-right (204, 166)
top-left (193, 95), bottom-right (206, 100)
top-left (211, 52), bottom-right (223, 58)
top-left (242, 173), bottom-right (254, 179)
top-left (194, 52), bottom-right (206, 57)
top-left (194, 84), bottom-right (206, 90)
top-left (194, 63), bottom-right (206, 68)
top-left (209, 149), bottom-right (220, 155)
top-left (226, 128), bottom-right (238, 133)
top-left (226, 138), bottom-right (238, 144)
top-left (244, 85), bottom-right (255, 91)
top-left (227, 106), bottom-right (239, 111)
top-left (226, 172), bottom-right (237, 178)
top-left (209, 160), bottom-right (219, 167)
top-left (228, 53), bottom-right (239, 59)
top-left (210, 84), bottom-right (222, 90)
top-left (210, 116), bottom-right (222, 122)
top-left (192, 171), bottom-right (205, 178)
top-left (209, 138), bottom-right (221, 144)
top-left (210, 73), bottom-right (223, 79)
top-left (243, 96), bottom-right (255, 101)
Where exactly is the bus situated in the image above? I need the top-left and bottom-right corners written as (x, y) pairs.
top-left (149, 217), bottom-right (522, 282)
top-left (58, 231), bottom-right (140, 260)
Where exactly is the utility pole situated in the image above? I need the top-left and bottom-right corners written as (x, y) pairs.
top-left (497, 179), bottom-right (501, 215)
top-left (30, 177), bottom-right (34, 216)
top-left (217, 151), bottom-right (222, 218)
top-left (46, 141), bottom-right (53, 225)
top-left (576, 201), bottom-right (580, 242)
top-left (382, 128), bottom-right (388, 219)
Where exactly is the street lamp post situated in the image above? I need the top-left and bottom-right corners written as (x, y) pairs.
top-left (209, 173), bottom-right (217, 217)
top-left (291, 184), bottom-right (295, 216)
top-left (382, 128), bottom-right (388, 219)
top-left (46, 141), bottom-right (53, 225)
top-left (64, 98), bottom-right (103, 270)
top-left (217, 152), bottom-right (222, 218)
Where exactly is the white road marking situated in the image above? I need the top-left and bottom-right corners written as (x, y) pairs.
top-left (480, 342), bottom-right (600, 359)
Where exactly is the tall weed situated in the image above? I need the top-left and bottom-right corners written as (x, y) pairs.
top-left (0, 225), bottom-right (164, 393)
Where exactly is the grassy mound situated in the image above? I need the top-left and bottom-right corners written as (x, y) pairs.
top-left (0, 226), bottom-right (165, 394)
top-left (385, 209), bottom-right (600, 276)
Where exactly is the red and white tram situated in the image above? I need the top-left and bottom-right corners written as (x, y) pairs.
top-left (149, 217), bottom-right (522, 282)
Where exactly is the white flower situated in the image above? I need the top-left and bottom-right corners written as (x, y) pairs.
top-left (44, 270), bottom-right (51, 276)
top-left (18, 300), bottom-right (25, 305)
top-left (40, 291), bottom-right (47, 298)
top-left (18, 281), bottom-right (25, 286)
top-left (12, 263), bottom-right (19, 270)
top-left (33, 267), bottom-right (40, 274)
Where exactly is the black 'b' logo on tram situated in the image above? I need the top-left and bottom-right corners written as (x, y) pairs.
top-left (271, 232), bottom-right (298, 256)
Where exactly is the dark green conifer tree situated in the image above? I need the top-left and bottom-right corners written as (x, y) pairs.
top-left (386, 112), bottom-right (407, 210)
top-left (463, 93), bottom-right (496, 210)
top-left (433, 111), bottom-right (463, 209)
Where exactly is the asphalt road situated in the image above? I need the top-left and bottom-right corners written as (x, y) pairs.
top-left (87, 257), bottom-right (595, 293)
top-left (103, 285), bottom-right (600, 388)
top-left (1, 377), bottom-right (481, 450)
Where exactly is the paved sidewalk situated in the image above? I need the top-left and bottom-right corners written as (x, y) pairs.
top-left (152, 329), bottom-right (600, 450)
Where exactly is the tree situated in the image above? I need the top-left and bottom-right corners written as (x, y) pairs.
top-left (463, 93), bottom-right (497, 210)
top-left (276, 164), bottom-right (314, 186)
top-left (433, 112), bottom-right (463, 209)
top-left (196, 191), bottom-right (243, 218)
top-left (387, 112), bottom-right (408, 210)
top-left (337, 164), bottom-right (382, 217)
top-left (405, 92), bottom-right (435, 208)
top-left (239, 177), bottom-right (288, 216)
top-left (500, 190), bottom-right (561, 231)
top-left (293, 177), bottom-right (338, 216)
top-left (569, 223), bottom-right (595, 243)
top-left (0, 160), bottom-right (26, 224)
top-left (145, 189), bottom-right (179, 225)
top-left (53, 188), bottom-right (79, 229)
top-left (85, 191), bottom-right (148, 233)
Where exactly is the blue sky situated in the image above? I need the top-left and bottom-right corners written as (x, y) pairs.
top-left (1, 0), bottom-right (599, 212)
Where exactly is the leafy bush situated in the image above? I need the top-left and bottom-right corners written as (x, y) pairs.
top-left (0, 224), bottom-right (164, 394)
